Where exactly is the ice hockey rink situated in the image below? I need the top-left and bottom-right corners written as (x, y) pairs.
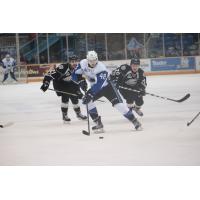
top-left (0, 73), bottom-right (200, 166)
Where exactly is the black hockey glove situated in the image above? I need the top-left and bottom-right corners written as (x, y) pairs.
top-left (40, 81), bottom-right (49, 92)
top-left (76, 90), bottom-right (83, 99)
top-left (135, 82), bottom-right (146, 96)
top-left (82, 90), bottom-right (94, 104)
top-left (79, 80), bottom-right (87, 92)
top-left (138, 88), bottom-right (146, 96)
top-left (89, 77), bottom-right (96, 83)
top-left (113, 81), bottom-right (119, 89)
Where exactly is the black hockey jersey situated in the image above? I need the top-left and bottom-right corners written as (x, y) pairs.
top-left (42, 63), bottom-right (80, 96)
top-left (43, 63), bottom-right (74, 83)
top-left (110, 64), bottom-right (147, 90)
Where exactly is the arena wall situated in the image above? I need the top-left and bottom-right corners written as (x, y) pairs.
top-left (13, 56), bottom-right (200, 83)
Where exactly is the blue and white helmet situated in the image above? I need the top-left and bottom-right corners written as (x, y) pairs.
top-left (86, 50), bottom-right (98, 67)
top-left (5, 54), bottom-right (11, 61)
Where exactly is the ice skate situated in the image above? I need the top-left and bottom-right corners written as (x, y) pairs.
top-left (132, 105), bottom-right (143, 117)
top-left (92, 116), bottom-right (104, 133)
top-left (12, 80), bottom-right (18, 84)
top-left (76, 112), bottom-right (87, 120)
top-left (62, 113), bottom-right (71, 124)
top-left (132, 118), bottom-right (142, 130)
top-left (74, 107), bottom-right (87, 120)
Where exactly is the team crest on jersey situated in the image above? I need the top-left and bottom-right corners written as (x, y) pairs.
top-left (127, 73), bottom-right (133, 79)
top-left (124, 71), bottom-right (138, 86)
top-left (125, 79), bottom-right (137, 86)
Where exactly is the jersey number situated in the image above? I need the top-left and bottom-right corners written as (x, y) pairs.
top-left (99, 73), bottom-right (107, 80)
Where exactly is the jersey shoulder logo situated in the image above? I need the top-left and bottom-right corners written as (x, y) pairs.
top-left (58, 64), bottom-right (64, 69)
top-left (120, 65), bottom-right (126, 71)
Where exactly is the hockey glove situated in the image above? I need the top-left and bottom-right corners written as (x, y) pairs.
top-left (40, 81), bottom-right (49, 92)
top-left (82, 90), bottom-right (94, 104)
top-left (79, 80), bottom-right (87, 92)
top-left (135, 83), bottom-right (146, 96)
top-left (76, 90), bottom-right (83, 99)
top-left (89, 77), bottom-right (96, 83)
top-left (138, 88), bottom-right (146, 96)
top-left (113, 80), bottom-right (119, 89)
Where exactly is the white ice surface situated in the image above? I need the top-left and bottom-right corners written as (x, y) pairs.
top-left (0, 74), bottom-right (200, 165)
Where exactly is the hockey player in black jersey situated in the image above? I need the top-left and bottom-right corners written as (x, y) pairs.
top-left (110, 57), bottom-right (147, 116)
top-left (40, 55), bottom-right (87, 123)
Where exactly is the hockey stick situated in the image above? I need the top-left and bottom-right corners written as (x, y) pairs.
top-left (82, 103), bottom-right (91, 136)
top-left (187, 111), bottom-right (200, 126)
top-left (0, 122), bottom-right (14, 128)
top-left (48, 88), bottom-right (105, 102)
top-left (118, 86), bottom-right (190, 103)
top-left (48, 88), bottom-right (78, 96)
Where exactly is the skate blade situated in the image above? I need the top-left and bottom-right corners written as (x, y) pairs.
top-left (63, 121), bottom-right (70, 124)
top-left (93, 128), bottom-right (105, 134)
top-left (134, 126), bottom-right (143, 131)
top-left (77, 117), bottom-right (88, 121)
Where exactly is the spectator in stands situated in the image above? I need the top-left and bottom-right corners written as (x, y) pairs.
top-left (40, 55), bottom-right (47, 64)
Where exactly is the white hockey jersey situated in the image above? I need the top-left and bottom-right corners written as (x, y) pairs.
top-left (2, 57), bottom-right (16, 72)
top-left (74, 59), bottom-right (110, 95)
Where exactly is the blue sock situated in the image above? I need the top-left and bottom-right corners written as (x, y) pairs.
top-left (89, 107), bottom-right (99, 121)
top-left (124, 110), bottom-right (135, 121)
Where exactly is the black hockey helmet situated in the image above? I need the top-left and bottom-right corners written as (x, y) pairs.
top-left (130, 57), bottom-right (140, 65)
top-left (69, 55), bottom-right (78, 61)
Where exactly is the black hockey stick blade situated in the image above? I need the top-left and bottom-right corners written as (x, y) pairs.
top-left (82, 130), bottom-right (90, 136)
top-left (119, 86), bottom-right (190, 103)
top-left (146, 92), bottom-right (191, 103)
top-left (0, 122), bottom-right (14, 128)
top-left (187, 122), bottom-right (191, 126)
top-left (176, 93), bottom-right (190, 102)
top-left (187, 111), bottom-right (200, 126)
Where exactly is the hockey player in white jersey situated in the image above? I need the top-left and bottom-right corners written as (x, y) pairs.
top-left (73, 50), bottom-right (142, 132)
top-left (1, 54), bottom-right (18, 83)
